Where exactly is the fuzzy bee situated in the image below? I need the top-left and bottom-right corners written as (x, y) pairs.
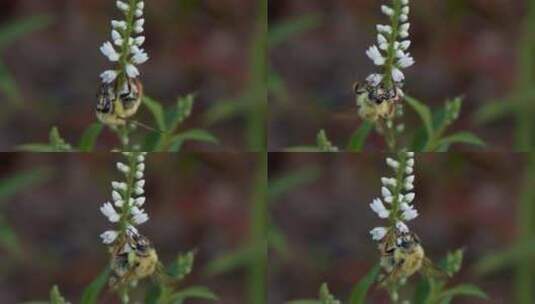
top-left (377, 228), bottom-right (447, 286)
top-left (96, 78), bottom-right (143, 126)
top-left (354, 80), bottom-right (401, 122)
top-left (108, 228), bottom-right (159, 289)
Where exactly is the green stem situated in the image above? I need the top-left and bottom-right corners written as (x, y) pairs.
top-left (515, 153), bottom-right (535, 304)
top-left (117, 0), bottom-right (138, 90)
top-left (388, 152), bottom-right (408, 229)
top-left (383, 0), bottom-right (403, 89)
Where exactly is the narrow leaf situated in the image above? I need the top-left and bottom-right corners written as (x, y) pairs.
top-left (78, 123), bottom-right (103, 152)
top-left (405, 95), bottom-right (434, 139)
top-left (346, 121), bottom-right (373, 151)
top-left (143, 96), bottom-right (166, 131)
top-left (437, 132), bottom-right (486, 148)
top-left (80, 269), bottom-right (110, 304)
top-left (349, 264), bottom-right (380, 304)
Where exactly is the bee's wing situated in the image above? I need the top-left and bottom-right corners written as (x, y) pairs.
top-left (419, 257), bottom-right (449, 280)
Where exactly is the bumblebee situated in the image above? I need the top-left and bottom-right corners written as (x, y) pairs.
top-left (378, 228), bottom-right (446, 286)
top-left (354, 80), bottom-right (401, 122)
top-left (96, 78), bottom-right (143, 126)
top-left (108, 228), bottom-right (159, 289)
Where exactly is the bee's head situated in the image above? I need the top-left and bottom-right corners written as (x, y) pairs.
top-left (134, 235), bottom-right (153, 256)
top-left (396, 232), bottom-right (420, 250)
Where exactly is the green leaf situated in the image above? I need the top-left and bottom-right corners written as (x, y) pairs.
top-left (319, 283), bottom-right (341, 304)
top-left (268, 166), bottom-right (321, 202)
top-left (165, 94), bottom-right (195, 132)
top-left (438, 249), bottom-right (463, 277)
top-left (349, 264), bottom-right (380, 304)
top-left (0, 60), bottom-right (21, 105)
top-left (0, 214), bottom-right (20, 256)
top-left (439, 284), bottom-right (488, 302)
top-left (203, 98), bottom-right (247, 125)
top-left (168, 129), bottom-right (218, 152)
top-left (168, 286), bottom-right (218, 304)
top-left (269, 14), bottom-right (322, 48)
top-left (286, 301), bottom-right (322, 304)
top-left (0, 167), bottom-right (51, 201)
top-left (143, 96), bottom-right (167, 131)
top-left (474, 239), bottom-right (535, 275)
top-left (405, 95), bottom-right (434, 139)
top-left (49, 285), bottom-right (68, 304)
top-left (80, 269), bottom-right (110, 304)
top-left (316, 130), bottom-right (339, 152)
top-left (346, 121), bottom-right (373, 151)
top-left (0, 15), bottom-right (54, 50)
top-left (203, 246), bottom-right (256, 276)
top-left (412, 279), bottom-right (431, 304)
top-left (167, 251), bottom-right (195, 280)
top-left (268, 224), bottom-right (290, 258)
top-left (15, 144), bottom-right (58, 152)
top-left (77, 123), bottom-right (103, 152)
top-left (142, 131), bottom-right (164, 152)
top-left (437, 132), bottom-right (486, 148)
top-left (48, 127), bottom-right (73, 151)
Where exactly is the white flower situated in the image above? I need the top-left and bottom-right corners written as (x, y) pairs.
top-left (135, 171), bottom-right (144, 179)
top-left (405, 166), bottom-right (414, 175)
top-left (405, 175), bottom-right (415, 184)
top-left (136, 180), bottom-right (145, 188)
top-left (370, 227), bottom-right (388, 240)
top-left (116, 1), bottom-right (129, 12)
top-left (112, 181), bottom-right (128, 191)
top-left (100, 42), bottom-right (120, 62)
top-left (111, 30), bottom-right (122, 42)
top-left (112, 190), bottom-right (122, 202)
top-left (381, 186), bottom-right (392, 198)
top-left (406, 158), bottom-right (415, 167)
top-left (137, 154), bottom-right (145, 162)
top-left (126, 64), bottom-right (140, 78)
top-left (404, 192), bottom-right (415, 203)
top-left (133, 212), bottom-right (149, 225)
top-left (114, 199), bottom-right (124, 208)
top-left (137, 1), bottom-right (145, 10)
top-left (400, 14), bottom-right (408, 22)
top-left (132, 50), bottom-right (149, 65)
top-left (111, 20), bottom-right (127, 30)
top-left (407, 152), bottom-right (415, 157)
top-left (401, 203), bottom-right (418, 221)
top-left (396, 221), bottom-right (409, 233)
top-left (134, 36), bottom-right (145, 46)
top-left (137, 163), bottom-right (146, 172)
top-left (100, 202), bottom-right (120, 223)
top-left (398, 53), bottom-right (415, 69)
top-left (134, 18), bottom-right (145, 28)
top-left (135, 9), bottom-right (143, 17)
top-left (366, 73), bottom-right (383, 86)
top-left (401, 0), bottom-right (409, 5)
top-left (392, 67), bottom-right (405, 82)
top-left (376, 24), bottom-right (392, 34)
top-left (366, 45), bottom-right (385, 66)
top-left (370, 198), bottom-right (390, 219)
top-left (134, 187), bottom-right (144, 195)
top-left (381, 177), bottom-right (396, 187)
top-left (100, 230), bottom-right (119, 244)
top-left (404, 182), bottom-right (414, 191)
top-left (386, 158), bottom-right (399, 169)
top-left (381, 5), bottom-right (394, 16)
top-left (402, 6), bottom-right (410, 15)
top-left (116, 162), bottom-right (130, 174)
top-left (114, 38), bottom-right (124, 47)
top-left (100, 70), bottom-right (118, 83)
top-left (134, 197), bottom-right (146, 206)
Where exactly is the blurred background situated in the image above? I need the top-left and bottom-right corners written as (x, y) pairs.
top-left (0, 152), bottom-right (266, 303)
top-left (269, 153), bottom-right (533, 303)
top-left (0, 0), bottom-right (266, 151)
top-left (268, 0), bottom-right (535, 151)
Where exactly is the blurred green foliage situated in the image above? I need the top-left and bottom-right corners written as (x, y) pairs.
top-left (475, 153), bottom-right (535, 304)
top-left (474, 0), bottom-right (535, 151)
top-left (0, 15), bottom-right (53, 107)
top-left (0, 167), bottom-right (52, 257)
